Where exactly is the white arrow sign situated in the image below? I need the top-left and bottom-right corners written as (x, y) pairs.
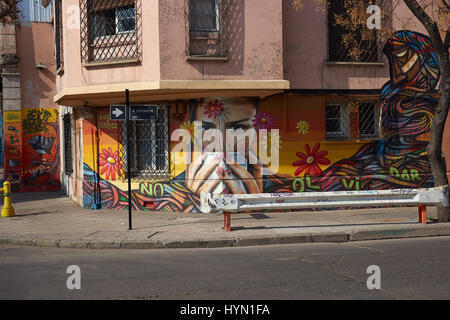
top-left (112, 108), bottom-right (124, 118)
top-left (110, 105), bottom-right (126, 120)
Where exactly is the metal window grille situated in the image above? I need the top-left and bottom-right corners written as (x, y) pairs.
top-left (327, 0), bottom-right (379, 62)
top-left (80, 0), bottom-right (142, 63)
top-left (185, 0), bottom-right (231, 57)
top-left (359, 101), bottom-right (382, 139)
top-left (118, 105), bottom-right (170, 182)
top-left (325, 104), bottom-right (350, 139)
top-left (326, 101), bottom-right (382, 140)
top-left (63, 114), bottom-right (73, 175)
top-left (55, 0), bottom-right (64, 71)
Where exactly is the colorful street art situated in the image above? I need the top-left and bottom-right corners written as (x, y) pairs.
top-left (4, 108), bottom-right (61, 192)
top-left (312, 31), bottom-right (439, 191)
top-left (81, 30), bottom-right (441, 213)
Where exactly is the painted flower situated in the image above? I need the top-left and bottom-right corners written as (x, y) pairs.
top-left (203, 100), bottom-right (224, 119)
top-left (296, 120), bottom-right (310, 135)
top-left (180, 120), bottom-right (195, 141)
top-left (99, 148), bottom-right (122, 180)
top-left (293, 143), bottom-right (330, 177)
top-left (252, 112), bottom-right (275, 130)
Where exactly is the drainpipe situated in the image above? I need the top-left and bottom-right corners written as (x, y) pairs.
top-left (93, 109), bottom-right (101, 210)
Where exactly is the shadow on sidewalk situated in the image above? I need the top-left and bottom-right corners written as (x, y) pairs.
top-left (17, 210), bottom-right (60, 217)
top-left (230, 221), bottom-right (418, 231)
top-left (1, 191), bottom-right (67, 204)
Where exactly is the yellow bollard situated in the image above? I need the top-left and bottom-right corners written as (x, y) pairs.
top-left (1, 181), bottom-right (15, 217)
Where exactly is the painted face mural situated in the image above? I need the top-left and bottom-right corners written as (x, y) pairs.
top-left (185, 98), bottom-right (265, 196)
top-left (314, 31), bottom-right (440, 191)
top-left (82, 30), bottom-right (441, 212)
top-left (84, 98), bottom-right (283, 211)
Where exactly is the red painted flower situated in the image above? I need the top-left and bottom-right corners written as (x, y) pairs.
top-left (203, 100), bottom-right (224, 119)
top-left (252, 112), bottom-right (275, 130)
top-left (99, 148), bottom-right (122, 180)
top-left (293, 143), bottom-right (330, 177)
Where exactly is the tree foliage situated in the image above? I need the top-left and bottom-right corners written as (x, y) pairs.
top-left (293, 0), bottom-right (448, 61)
top-left (0, 0), bottom-right (22, 23)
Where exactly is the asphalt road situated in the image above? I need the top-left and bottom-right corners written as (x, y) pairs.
top-left (0, 237), bottom-right (450, 300)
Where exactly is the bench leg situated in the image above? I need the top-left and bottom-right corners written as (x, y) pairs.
top-left (418, 205), bottom-right (427, 224)
top-left (224, 212), bottom-right (231, 231)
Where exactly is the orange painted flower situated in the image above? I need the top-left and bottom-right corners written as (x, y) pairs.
top-left (293, 143), bottom-right (330, 177)
top-left (99, 148), bottom-right (122, 180)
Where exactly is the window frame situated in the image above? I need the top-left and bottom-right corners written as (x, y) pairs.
top-left (63, 114), bottom-right (73, 175)
top-left (80, 0), bottom-right (142, 64)
top-left (358, 102), bottom-right (382, 140)
top-left (115, 6), bottom-right (136, 35)
top-left (123, 105), bottom-right (170, 180)
top-left (91, 6), bottom-right (136, 39)
top-left (325, 101), bottom-right (382, 141)
top-left (327, 0), bottom-right (379, 63)
top-left (189, 0), bottom-right (220, 33)
top-left (325, 104), bottom-right (350, 140)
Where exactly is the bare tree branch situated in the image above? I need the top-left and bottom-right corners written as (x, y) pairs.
top-left (0, 0), bottom-right (22, 23)
top-left (403, 0), bottom-right (444, 52)
top-left (443, 0), bottom-right (450, 11)
top-left (445, 27), bottom-right (450, 49)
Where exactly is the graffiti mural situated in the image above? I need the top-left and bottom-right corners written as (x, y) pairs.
top-left (4, 111), bottom-right (23, 187)
top-left (312, 31), bottom-right (440, 191)
top-left (4, 108), bottom-right (61, 192)
top-left (80, 30), bottom-right (441, 213)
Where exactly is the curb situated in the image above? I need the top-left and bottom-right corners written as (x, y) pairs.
top-left (1, 223), bottom-right (450, 249)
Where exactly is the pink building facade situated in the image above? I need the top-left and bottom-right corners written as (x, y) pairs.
top-left (52, 0), bottom-right (449, 212)
top-left (1, 14), bottom-right (60, 192)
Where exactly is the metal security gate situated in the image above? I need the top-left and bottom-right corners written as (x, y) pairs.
top-left (117, 104), bottom-right (170, 182)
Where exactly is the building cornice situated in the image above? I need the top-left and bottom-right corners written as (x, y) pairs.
top-left (54, 80), bottom-right (290, 106)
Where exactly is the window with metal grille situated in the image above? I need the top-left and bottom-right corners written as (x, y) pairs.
top-left (358, 102), bottom-right (381, 139)
top-left (120, 105), bottom-right (170, 181)
top-left (326, 101), bottom-right (382, 140)
top-left (325, 104), bottom-right (350, 139)
top-left (186, 0), bottom-right (229, 57)
top-left (63, 114), bottom-right (73, 175)
top-left (55, 0), bottom-right (64, 73)
top-left (80, 0), bottom-right (142, 63)
top-left (190, 0), bottom-right (219, 31)
top-left (327, 0), bottom-right (379, 62)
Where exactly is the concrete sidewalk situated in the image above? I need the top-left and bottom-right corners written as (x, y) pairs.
top-left (1, 191), bottom-right (450, 249)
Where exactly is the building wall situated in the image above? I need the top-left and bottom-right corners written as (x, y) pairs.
top-left (2, 22), bottom-right (60, 192)
top-left (70, 30), bottom-right (444, 212)
top-left (56, 0), bottom-right (161, 92)
top-left (57, 0), bottom-right (284, 95)
top-left (282, 0), bottom-right (428, 90)
top-left (159, 0), bottom-right (284, 80)
top-left (51, 0), bottom-right (450, 210)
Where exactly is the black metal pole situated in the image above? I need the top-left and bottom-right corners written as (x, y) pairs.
top-left (126, 89), bottom-right (132, 230)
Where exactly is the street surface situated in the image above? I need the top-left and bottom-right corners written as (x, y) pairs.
top-left (0, 237), bottom-right (450, 300)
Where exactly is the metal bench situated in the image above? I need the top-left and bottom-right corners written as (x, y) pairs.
top-left (200, 186), bottom-right (449, 231)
